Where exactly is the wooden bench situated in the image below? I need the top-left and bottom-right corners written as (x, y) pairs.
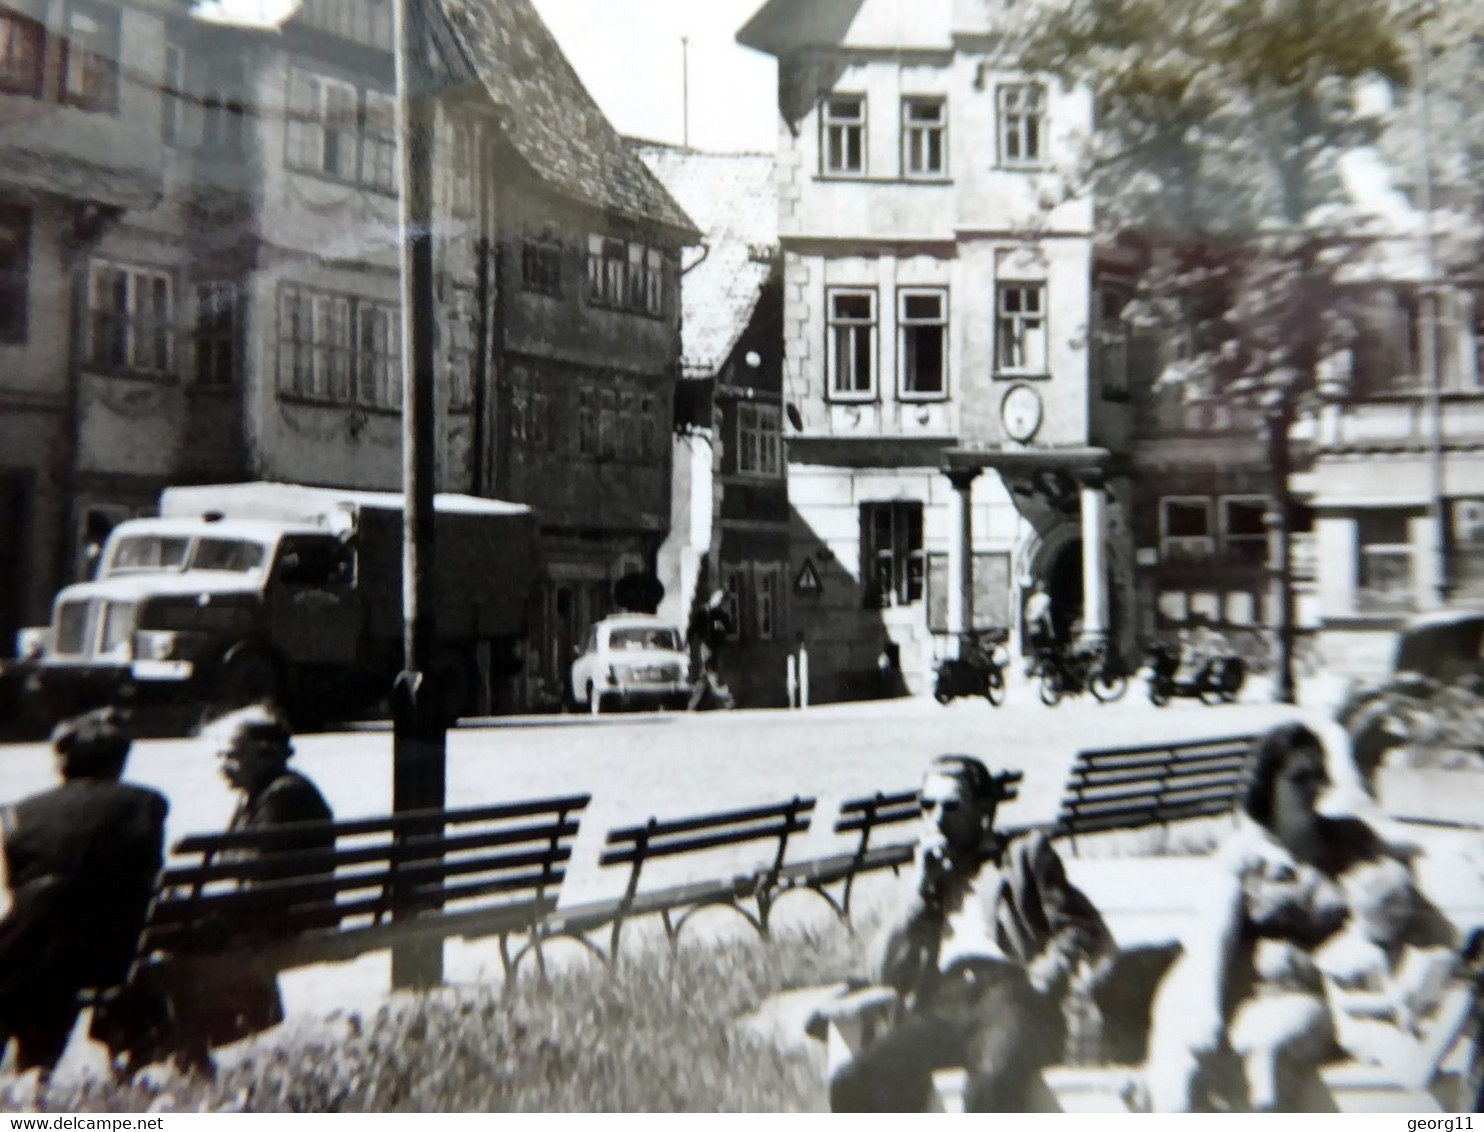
top-left (542, 795), bottom-right (816, 963)
top-left (138, 793), bottom-right (589, 981)
top-left (1055, 733), bottom-right (1255, 853)
top-left (775, 773), bottom-right (1025, 920)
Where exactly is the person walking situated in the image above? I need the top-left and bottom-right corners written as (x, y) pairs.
top-left (0, 708), bottom-right (167, 1076)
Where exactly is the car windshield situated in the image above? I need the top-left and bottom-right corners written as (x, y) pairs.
top-left (191, 538), bottom-right (267, 573)
top-left (108, 536), bottom-right (191, 575)
top-left (609, 626), bottom-right (680, 651)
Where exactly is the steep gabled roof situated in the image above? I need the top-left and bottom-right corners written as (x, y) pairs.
top-left (440, 0), bottom-right (698, 239)
top-left (634, 145), bottom-right (777, 378)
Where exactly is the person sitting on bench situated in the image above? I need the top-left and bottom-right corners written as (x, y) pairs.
top-left (828, 754), bottom-right (1116, 1112)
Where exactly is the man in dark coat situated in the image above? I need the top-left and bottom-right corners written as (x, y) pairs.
top-left (0, 708), bottom-right (167, 1074)
top-left (160, 705), bottom-right (333, 1076)
top-left (826, 755), bottom-right (1117, 1112)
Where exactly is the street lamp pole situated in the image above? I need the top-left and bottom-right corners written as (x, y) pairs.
top-left (392, 0), bottom-right (446, 989)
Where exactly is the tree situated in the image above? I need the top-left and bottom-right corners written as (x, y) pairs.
top-left (1016, 0), bottom-right (1415, 702)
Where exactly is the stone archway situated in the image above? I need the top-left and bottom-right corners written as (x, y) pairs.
top-left (1027, 526), bottom-right (1124, 649)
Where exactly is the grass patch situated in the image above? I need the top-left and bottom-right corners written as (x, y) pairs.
top-left (9, 925), bottom-right (870, 1113)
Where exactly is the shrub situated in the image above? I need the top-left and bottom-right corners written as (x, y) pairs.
top-left (12, 926), bottom-right (866, 1113)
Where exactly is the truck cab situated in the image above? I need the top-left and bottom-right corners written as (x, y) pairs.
top-left (28, 515), bottom-right (358, 719)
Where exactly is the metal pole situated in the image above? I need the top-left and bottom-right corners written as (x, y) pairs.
top-left (1414, 15), bottom-right (1449, 607)
top-left (392, 0), bottom-right (446, 990)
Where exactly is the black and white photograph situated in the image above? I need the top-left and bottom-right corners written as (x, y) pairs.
top-left (0, 0), bottom-right (1482, 1114)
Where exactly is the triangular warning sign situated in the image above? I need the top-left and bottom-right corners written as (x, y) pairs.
top-left (794, 559), bottom-right (822, 594)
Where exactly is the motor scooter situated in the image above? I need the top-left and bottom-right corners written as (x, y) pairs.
top-left (1145, 644), bottom-right (1246, 706)
top-left (934, 629), bottom-right (1009, 706)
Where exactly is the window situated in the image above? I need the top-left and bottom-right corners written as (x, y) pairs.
top-left (1450, 498), bottom-right (1484, 595)
top-left (161, 44), bottom-right (185, 145)
top-left (200, 58), bottom-right (246, 154)
top-left (0, 8), bottom-right (44, 97)
top-left (644, 247), bottom-right (664, 315)
top-left (639, 395), bottom-right (658, 460)
top-left (862, 501), bottom-right (924, 608)
top-left (902, 97), bottom-right (946, 177)
top-left (722, 568), bottom-right (743, 641)
top-left (359, 89), bottom-right (396, 193)
top-left (194, 283), bottom-right (240, 386)
top-left (899, 288), bottom-right (947, 399)
top-left (995, 283), bottom-right (1046, 375)
top-left (1094, 288), bottom-right (1129, 399)
top-left (756, 566), bottom-right (780, 640)
top-left (521, 235), bottom-right (562, 297)
top-left (584, 234), bottom-right (663, 315)
top-left (0, 203), bottom-right (30, 344)
top-left (1357, 510), bottom-right (1416, 614)
top-left (827, 288), bottom-right (876, 400)
top-left (998, 84), bottom-right (1044, 167)
top-left (577, 394), bottom-right (596, 455)
top-left (276, 283), bottom-right (399, 409)
top-left (444, 314), bottom-right (473, 411)
top-left (822, 95), bottom-right (865, 175)
top-left (450, 120), bottom-right (477, 218)
top-left (1220, 496), bottom-right (1269, 567)
top-left (618, 390), bottom-right (636, 457)
top-left (61, 0), bottom-right (119, 111)
top-left (286, 69), bottom-right (361, 182)
top-left (1160, 496), bottom-right (1214, 562)
top-left (598, 387), bottom-right (616, 458)
top-left (736, 403), bottom-right (781, 477)
top-left (88, 263), bottom-right (173, 374)
top-left (587, 234), bottom-right (627, 307)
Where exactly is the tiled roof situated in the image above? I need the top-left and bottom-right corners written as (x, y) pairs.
top-left (634, 145), bottom-right (777, 377)
top-left (439, 0), bottom-right (698, 238)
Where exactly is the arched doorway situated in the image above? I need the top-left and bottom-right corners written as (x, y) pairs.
top-left (1035, 537), bottom-right (1122, 648)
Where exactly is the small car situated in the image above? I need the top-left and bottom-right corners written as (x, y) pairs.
top-left (570, 614), bottom-right (690, 714)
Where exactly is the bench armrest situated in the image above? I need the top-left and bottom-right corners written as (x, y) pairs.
top-left (806, 984), bottom-right (903, 1079)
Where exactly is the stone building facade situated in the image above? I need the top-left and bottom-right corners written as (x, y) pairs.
top-left (738, 0), bottom-right (1135, 701)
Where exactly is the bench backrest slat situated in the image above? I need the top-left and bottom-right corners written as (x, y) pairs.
top-left (605, 798), bottom-right (814, 845)
top-left (171, 794), bottom-right (591, 855)
top-left (1057, 735), bottom-right (1254, 839)
top-left (600, 815), bottom-right (810, 867)
top-left (158, 817), bottom-right (581, 889)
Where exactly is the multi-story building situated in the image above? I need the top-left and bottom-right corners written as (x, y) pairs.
top-left (636, 143), bottom-right (789, 707)
top-left (1304, 271), bottom-right (1484, 678)
top-left (738, 0), bottom-right (1135, 701)
top-left (0, 0), bottom-right (698, 712)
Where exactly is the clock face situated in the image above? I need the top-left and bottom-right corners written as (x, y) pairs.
top-left (1001, 384), bottom-right (1043, 442)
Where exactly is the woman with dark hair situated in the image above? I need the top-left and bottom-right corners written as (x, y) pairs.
top-left (1148, 722), bottom-right (1447, 1112)
top-left (0, 708), bottom-right (167, 1075)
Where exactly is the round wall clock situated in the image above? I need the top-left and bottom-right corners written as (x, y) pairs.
top-left (1000, 383), bottom-right (1043, 442)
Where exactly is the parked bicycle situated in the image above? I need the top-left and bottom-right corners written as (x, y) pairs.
top-left (934, 628), bottom-right (1010, 706)
top-left (1031, 640), bottom-right (1128, 706)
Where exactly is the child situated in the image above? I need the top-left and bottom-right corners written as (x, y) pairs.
top-left (1315, 857), bottom-right (1457, 1082)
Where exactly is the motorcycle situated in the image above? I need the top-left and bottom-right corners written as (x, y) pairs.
top-left (934, 629), bottom-right (1010, 706)
top-left (1145, 644), bottom-right (1247, 706)
top-left (1032, 641), bottom-right (1128, 707)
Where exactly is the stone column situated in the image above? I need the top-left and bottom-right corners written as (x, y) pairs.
top-left (946, 468), bottom-right (980, 654)
top-left (1078, 469), bottom-right (1109, 645)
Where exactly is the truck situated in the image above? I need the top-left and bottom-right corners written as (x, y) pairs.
top-left (16, 482), bottom-right (543, 729)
